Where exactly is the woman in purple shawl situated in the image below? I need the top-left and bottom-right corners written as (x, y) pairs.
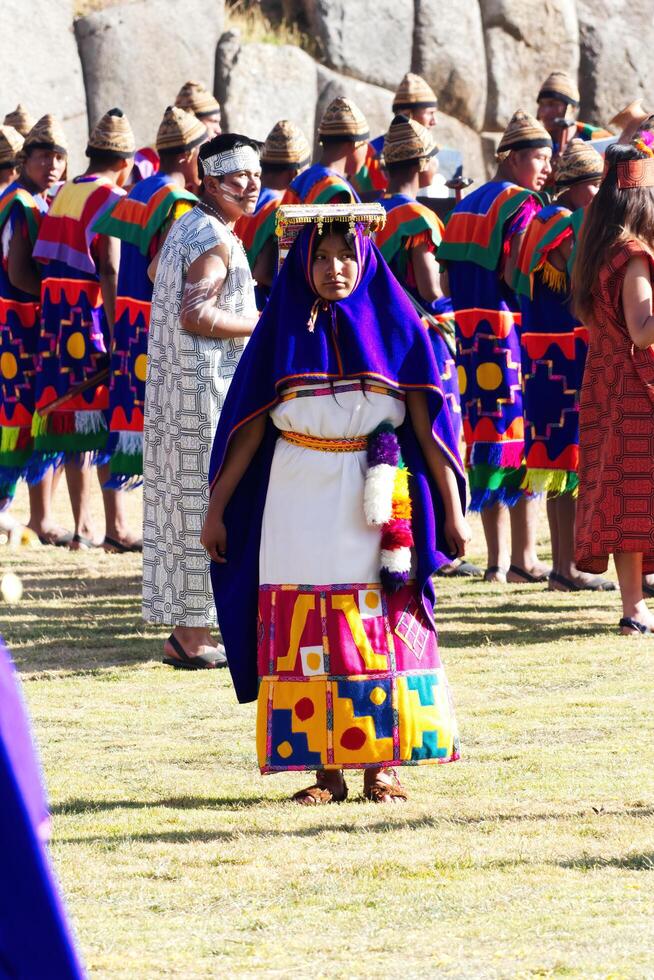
top-left (203, 207), bottom-right (470, 804)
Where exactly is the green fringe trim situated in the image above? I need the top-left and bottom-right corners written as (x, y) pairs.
top-left (522, 468), bottom-right (578, 497)
top-left (0, 448), bottom-right (31, 468)
top-left (109, 452), bottom-right (142, 478)
top-left (468, 463), bottom-right (526, 492)
top-left (33, 431), bottom-right (108, 454)
top-left (0, 426), bottom-right (21, 453)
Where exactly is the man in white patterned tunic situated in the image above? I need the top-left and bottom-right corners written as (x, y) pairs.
top-left (143, 134), bottom-right (260, 668)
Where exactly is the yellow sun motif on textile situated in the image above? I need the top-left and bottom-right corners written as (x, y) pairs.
top-left (0, 352), bottom-right (18, 379)
top-left (66, 332), bottom-right (86, 360)
top-left (134, 353), bottom-right (148, 382)
top-left (457, 365), bottom-right (467, 395)
top-left (476, 362), bottom-right (503, 390)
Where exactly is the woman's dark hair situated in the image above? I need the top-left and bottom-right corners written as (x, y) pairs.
top-left (572, 140), bottom-right (654, 322)
top-left (311, 219), bottom-right (357, 253)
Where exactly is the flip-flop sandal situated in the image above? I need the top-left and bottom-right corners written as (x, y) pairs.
top-left (549, 572), bottom-right (616, 592)
top-left (507, 564), bottom-right (551, 584)
top-left (162, 633), bottom-right (227, 670)
top-left (71, 533), bottom-right (100, 549)
top-left (363, 767), bottom-right (408, 803)
top-left (483, 564), bottom-right (507, 583)
top-left (103, 536), bottom-right (143, 553)
top-left (437, 559), bottom-right (483, 578)
top-left (292, 773), bottom-right (348, 805)
top-left (619, 617), bottom-right (653, 636)
top-left (38, 530), bottom-right (74, 548)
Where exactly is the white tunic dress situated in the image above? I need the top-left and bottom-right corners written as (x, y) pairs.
top-left (142, 206), bottom-right (256, 626)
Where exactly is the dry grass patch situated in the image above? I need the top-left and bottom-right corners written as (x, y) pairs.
top-left (2, 483), bottom-right (653, 977)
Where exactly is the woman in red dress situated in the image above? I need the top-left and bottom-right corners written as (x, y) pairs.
top-left (573, 133), bottom-right (654, 634)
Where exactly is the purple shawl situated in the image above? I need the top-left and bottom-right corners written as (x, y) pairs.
top-left (209, 223), bottom-right (465, 704)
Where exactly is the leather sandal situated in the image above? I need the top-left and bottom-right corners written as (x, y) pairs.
top-left (619, 617), bottom-right (653, 636)
top-left (363, 767), bottom-right (408, 803)
top-left (292, 769), bottom-right (348, 805)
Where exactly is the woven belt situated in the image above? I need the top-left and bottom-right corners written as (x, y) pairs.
top-left (281, 430), bottom-right (368, 452)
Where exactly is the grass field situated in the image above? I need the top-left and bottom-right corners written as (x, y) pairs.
top-left (2, 482), bottom-right (653, 978)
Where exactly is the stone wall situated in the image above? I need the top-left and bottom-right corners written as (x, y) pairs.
top-left (0, 0), bottom-right (652, 180)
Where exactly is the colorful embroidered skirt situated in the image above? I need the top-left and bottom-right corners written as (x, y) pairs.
top-left (256, 581), bottom-right (459, 772)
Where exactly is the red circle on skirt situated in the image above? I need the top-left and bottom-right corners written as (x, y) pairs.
top-left (340, 727), bottom-right (367, 750)
top-left (295, 697), bottom-right (315, 721)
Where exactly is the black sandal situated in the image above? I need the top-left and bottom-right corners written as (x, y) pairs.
top-left (619, 617), bottom-right (653, 635)
top-left (103, 536), bottom-right (143, 553)
top-left (162, 634), bottom-right (227, 670)
top-left (507, 564), bottom-right (551, 583)
top-left (483, 565), bottom-right (507, 582)
top-left (549, 572), bottom-right (616, 592)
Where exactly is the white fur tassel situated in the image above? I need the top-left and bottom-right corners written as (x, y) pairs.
top-left (363, 463), bottom-right (396, 526)
top-left (380, 547), bottom-right (412, 574)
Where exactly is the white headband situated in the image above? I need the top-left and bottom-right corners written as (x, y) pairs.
top-left (202, 144), bottom-right (260, 178)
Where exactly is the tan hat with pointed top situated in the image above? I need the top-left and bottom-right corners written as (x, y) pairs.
top-left (87, 107), bottom-right (135, 158)
top-left (24, 114), bottom-right (68, 155)
top-left (555, 138), bottom-right (604, 187)
top-left (175, 81), bottom-right (221, 120)
top-left (156, 105), bottom-right (207, 154)
top-left (392, 73), bottom-right (438, 112)
top-left (261, 119), bottom-right (311, 168)
top-left (3, 104), bottom-right (34, 138)
top-left (383, 113), bottom-right (438, 167)
top-left (0, 126), bottom-right (24, 167)
top-left (318, 97), bottom-right (369, 144)
top-left (537, 70), bottom-right (580, 107)
top-left (497, 109), bottom-right (552, 155)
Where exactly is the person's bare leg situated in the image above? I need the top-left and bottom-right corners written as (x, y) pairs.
top-left (481, 502), bottom-right (510, 581)
top-left (363, 766), bottom-right (407, 803)
top-left (98, 463), bottom-right (141, 548)
top-left (507, 495), bottom-right (550, 581)
top-left (547, 495), bottom-right (559, 575)
top-left (164, 625), bottom-right (220, 658)
top-left (65, 456), bottom-right (99, 546)
top-left (293, 768), bottom-right (347, 804)
top-left (27, 468), bottom-right (71, 542)
top-left (614, 552), bottom-right (654, 632)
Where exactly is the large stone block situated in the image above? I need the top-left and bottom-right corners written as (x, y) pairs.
top-left (75, 0), bottom-right (224, 150)
top-left (315, 67), bottom-right (394, 147)
top-left (216, 33), bottom-right (319, 144)
top-left (0, 0), bottom-right (87, 171)
top-left (435, 114), bottom-right (488, 186)
top-left (578, 0), bottom-right (654, 128)
top-left (412, 0), bottom-right (487, 131)
top-left (481, 0), bottom-right (579, 129)
top-left (301, 0), bottom-right (413, 90)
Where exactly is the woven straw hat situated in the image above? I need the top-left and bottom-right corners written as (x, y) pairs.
top-left (318, 97), bottom-right (369, 143)
top-left (392, 73), bottom-right (438, 112)
top-left (497, 109), bottom-right (552, 155)
top-left (537, 71), bottom-right (580, 107)
top-left (24, 114), bottom-right (68, 155)
top-left (3, 104), bottom-right (34, 138)
top-left (0, 126), bottom-right (24, 167)
top-left (87, 108), bottom-right (135, 158)
top-left (383, 114), bottom-right (437, 166)
top-left (261, 119), bottom-right (311, 167)
top-left (555, 138), bottom-right (603, 187)
top-left (156, 105), bottom-right (207, 154)
top-left (175, 81), bottom-right (221, 119)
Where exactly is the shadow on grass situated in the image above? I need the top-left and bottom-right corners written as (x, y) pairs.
top-left (558, 852), bottom-right (654, 871)
top-left (51, 795), bottom-right (267, 815)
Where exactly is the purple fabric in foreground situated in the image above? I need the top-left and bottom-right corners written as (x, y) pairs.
top-left (0, 637), bottom-right (85, 979)
top-left (209, 222), bottom-right (466, 704)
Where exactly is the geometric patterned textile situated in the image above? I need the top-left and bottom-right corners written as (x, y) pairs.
top-left (439, 182), bottom-right (542, 509)
top-left (576, 240), bottom-right (654, 574)
top-left (0, 182), bottom-right (48, 497)
top-left (377, 193), bottom-right (461, 445)
top-left (351, 134), bottom-right (388, 196)
top-left (515, 204), bottom-right (586, 494)
top-left (256, 581), bottom-right (459, 772)
top-left (142, 205), bottom-right (256, 626)
top-left (92, 173), bottom-right (196, 486)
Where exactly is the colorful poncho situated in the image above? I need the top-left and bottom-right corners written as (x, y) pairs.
top-left (208, 221), bottom-right (465, 704)
top-left (438, 181), bottom-right (542, 510)
top-left (352, 135), bottom-right (388, 196)
top-left (286, 164), bottom-right (360, 206)
top-left (32, 175), bottom-right (125, 460)
top-left (236, 185), bottom-right (286, 311)
top-left (377, 193), bottom-right (461, 445)
top-left (92, 173), bottom-right (196, 487)
top-left (514, 203), bottom-right (587, 495)
top-left (0, 182), bottom-right (50, 500)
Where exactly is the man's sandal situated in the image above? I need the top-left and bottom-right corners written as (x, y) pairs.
top-left (363, 767), bottom-right (408, 803)
top-left (292, 770), bottom-right (348, 805)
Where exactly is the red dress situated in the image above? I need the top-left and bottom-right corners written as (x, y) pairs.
top-left (576, 240), bottom-right (654, 573)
